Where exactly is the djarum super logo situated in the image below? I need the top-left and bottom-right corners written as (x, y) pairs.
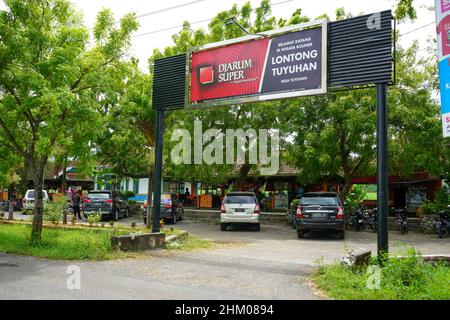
top-left (199, 66), bottom-right (214, 84)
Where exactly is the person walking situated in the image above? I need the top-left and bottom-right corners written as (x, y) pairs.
top-left (72, 190), bottom-right (82, 220)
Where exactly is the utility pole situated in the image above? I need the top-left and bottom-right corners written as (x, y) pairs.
top-left (376, 83), bottom-right (389, 257)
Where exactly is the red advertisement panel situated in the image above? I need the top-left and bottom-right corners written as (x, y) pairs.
top-left (189, 27), bottom-right (325, 105)
top-left (190, 38), bottom-right (270, 103)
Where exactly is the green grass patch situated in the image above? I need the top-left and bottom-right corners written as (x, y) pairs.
top-left (164, 235), bottom-right (213, 251)
top-left (312, 248), bottom-right (450, 300)
top-left (0, 223), bottom-right (138, 260)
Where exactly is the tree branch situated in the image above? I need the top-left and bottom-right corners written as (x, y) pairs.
top-left (0, 117), bottom-right (27, 158)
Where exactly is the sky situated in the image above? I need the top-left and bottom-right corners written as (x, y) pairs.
top-left (0, 0), bottom-right (437, 71)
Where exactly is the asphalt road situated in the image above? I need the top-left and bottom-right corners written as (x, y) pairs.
top-left (1, 213), bottom-right (449, 300)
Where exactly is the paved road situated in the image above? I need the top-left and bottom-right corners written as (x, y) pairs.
top-left (1, 213), bottom-right (449, 300)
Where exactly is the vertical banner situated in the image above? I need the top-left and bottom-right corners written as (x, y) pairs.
top-left (436, 0), bottom-right (450, 137)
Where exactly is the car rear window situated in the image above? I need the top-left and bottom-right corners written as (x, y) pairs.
top-left (224, 195), bottom-right (256, 204)
top-left (87, 193), bottom-right (111, 200)
top-left (26, 190), bottom-right (48, 199)
top-left (300, 197), bottom-right (339, 206)
top-left (161, 194), bottom-right (172, 205)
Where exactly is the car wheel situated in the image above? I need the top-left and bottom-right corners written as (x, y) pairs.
top-left (297, 230), bottom-right (306, 239)
top-left (179, 209), bottom-right (184, 221)
top-left (254, 224), bottom-right (260, 232)
top-left (221, 223), bottom-right (227, 231)
top-left (176, 208), bottom-right (183, 221)
top-left (172, 213), bottom-right (177, 225)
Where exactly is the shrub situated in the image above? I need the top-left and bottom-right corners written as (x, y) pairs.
top-left (86, 212), bottom-right (102, 227)
top-left (314, 247), bottom-right (450, 300)
top-left (43, 201), bottom-right (65, 225)
top-left (421, 187), bottom-right (449, 215)
top-left (122, 191), bottom-right (135, 200)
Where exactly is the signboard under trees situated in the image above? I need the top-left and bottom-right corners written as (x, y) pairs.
top-left (152, 10), bottom-right (394, 254)
top-left (188, 20), bottom-right (327, 107)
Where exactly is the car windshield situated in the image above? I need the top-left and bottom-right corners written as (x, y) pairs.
top-left (87, 193), bottom-right (111, 200)
top-left (300, 197), bottom-right (339, 206)
top-left (224, 195), bottom-right (256, 204)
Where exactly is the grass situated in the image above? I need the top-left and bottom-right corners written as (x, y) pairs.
top-left (0, 223), bottom-right (139, 260)
top-left (164, 235), bottom-right (213, 251)
top-left (312, 248), bottom-right (450, 300)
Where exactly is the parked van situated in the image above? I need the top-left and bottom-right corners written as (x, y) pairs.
top-left (23, 189), bottom-right (49, 213)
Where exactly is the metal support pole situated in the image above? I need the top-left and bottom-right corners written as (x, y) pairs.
top-left (376, 83), bottom-right (389, 256)
top-left (151, 109), bottom-right (165, 233)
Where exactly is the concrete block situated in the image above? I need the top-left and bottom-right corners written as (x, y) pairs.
top-left (111, 232), bottom-right (165, 251)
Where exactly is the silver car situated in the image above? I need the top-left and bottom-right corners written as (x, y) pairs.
top-left (220, 192), bottom-right (260, 231)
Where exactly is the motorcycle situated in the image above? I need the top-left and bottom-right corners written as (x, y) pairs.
top-left (393, 207), bottom-right (408, 234)
top-left (2, 199), bottom-right (23, 212)
top-left (435, 209), bottom-right (450, 238)
top-left (351, 206), bottom-right (365, 231)
top-left (367, 207), bottom-right (378, 233)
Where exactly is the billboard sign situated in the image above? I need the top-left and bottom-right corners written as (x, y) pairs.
top-left (186, 20), bottom-right (327, 108)
top-left (436, 0), bottom-right (450, 137)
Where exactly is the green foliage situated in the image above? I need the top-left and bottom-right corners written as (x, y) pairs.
top-left (395, 0), bottom-right (417, 21)
top-left (421, 187), bottom-right (450, 215)
top-left (0, 0), bottom-right (138, 243)
top-left (290, 198), bottom-right (300, 208)
top-left (86, 212), bottom-right (102, 227)
top-left (122, 191), bottom-right (136, 200)
top-left (43, 201), bottom-right (66, 225)
top-left (346, 184), bottom-right (368, 209)
top-left (314, 248), bottom-right (450, 300)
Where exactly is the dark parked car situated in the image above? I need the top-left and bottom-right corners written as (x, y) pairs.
top-left (82, 190), bottom-right (129, 221)
top-left (142, 193), bottom-right (184, 225)
top-left (296, 192), bottom-right (345, 239)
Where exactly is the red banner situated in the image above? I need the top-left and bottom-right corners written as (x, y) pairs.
top-left (190, 38), bottom-right (269, 102)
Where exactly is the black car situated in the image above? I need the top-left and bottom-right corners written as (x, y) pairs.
top-left (82, 190), bottom-right (129, 221)
top-left (142, 193), bottom-right (184, 225)
top-left (296, 192), bottom-right (345, 239)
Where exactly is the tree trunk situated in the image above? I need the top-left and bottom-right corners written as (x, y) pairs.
top-left (233, 164), bottom-right (252, 191)
top-left (8, 183), bottom-right (14, 220)
top-left (146, 173), bottom-right (153, 230)
top-left (340, 175), bottom-right (354, 202)
top-left (62, 156), bottom-right (67, 224)
top-left (31, 164), bottom-right (45, 244)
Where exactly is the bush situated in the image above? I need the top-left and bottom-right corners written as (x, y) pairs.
top-left (290, 199), bottom-right (300, 208)
top-left (86, 212), bottom-right (102, 227)
top-left (43, 201), bottom-right (66, 225)
top-left (313, 247), bottom-right (450, 300)
top-left (421, 187), bottom-right (450, 215)
top-left (122, 191), bottom-right (136, 200)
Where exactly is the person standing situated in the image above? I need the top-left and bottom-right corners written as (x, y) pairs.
top-left (72, 190), bottom-right (82, 220)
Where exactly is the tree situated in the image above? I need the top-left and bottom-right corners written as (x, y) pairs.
top-left (94, 66), bottom-right (156, 228)
top-left (0, 0), bottom-right (138, 243)
top-left (395, 0), bottom-right (417, 21)
top-left (283, 37), bottom-right (445, 200)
